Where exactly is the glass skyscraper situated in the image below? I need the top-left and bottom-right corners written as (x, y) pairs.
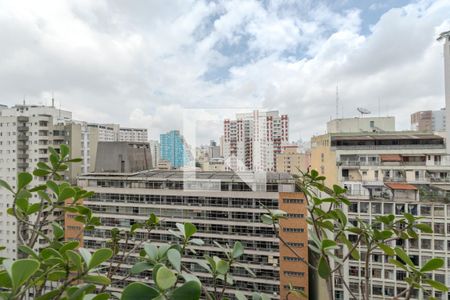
top-left (160, 130), bottom-right (191, 168)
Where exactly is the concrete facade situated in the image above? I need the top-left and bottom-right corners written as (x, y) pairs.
top-left (327, 116), bottom-right (395, 134)
top-left (95, 142), bottom-right (152, 173)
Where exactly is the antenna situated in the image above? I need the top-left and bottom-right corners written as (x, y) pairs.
top-left (335, 84), bottom-right (339, 119)
top-left (51, 91), bottom-right (55, 107)
top-left (357, 107), bottom-right (371, 117)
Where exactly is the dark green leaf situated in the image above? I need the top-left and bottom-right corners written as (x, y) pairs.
top-left (317, 256), bottom-right (330, 278)
top-left (89, 248), bottom-right (112, 269)
top-left (121, 282), bottom-right (160, 300)
top-left (420, 258), bottom-right (444, 273)
top-left (170, 281), bottom-right (201, 300)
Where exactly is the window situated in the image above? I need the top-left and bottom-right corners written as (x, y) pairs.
top-left (421, 239), bottom-right (431, 250)
top-left (283, 198), bottom-right (303, 204)
top-left (284, 271), bottom-right (304, 277)
top-left (283, 227), bottom-right (304, 233)
top-left (420, 205), bottom-right (431, 216)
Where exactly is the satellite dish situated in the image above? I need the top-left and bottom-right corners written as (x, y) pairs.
top-left (357, 107), bottom-right (371, 115)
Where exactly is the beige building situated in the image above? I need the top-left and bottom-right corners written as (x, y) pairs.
top-left (311, 131), bottom-right (450, 300)
top-left (275, 145), bottom-right (310, 175)
top-left (327, 116), bottom-right (395, 134)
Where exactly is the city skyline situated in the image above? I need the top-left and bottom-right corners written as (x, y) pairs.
top-left (0, 1), bottom-right (448, 143)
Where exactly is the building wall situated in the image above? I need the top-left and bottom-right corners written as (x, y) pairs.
top-left (160, 130), bottom-right (190, 168)
top-left (279, 192), bottom-right (308, 299)
top-left (276, 147), bottom-right (311, 175)
top-left (327, 117), bottom-right (395, 133)
top-left (310, 134), bottom-right (338, 186)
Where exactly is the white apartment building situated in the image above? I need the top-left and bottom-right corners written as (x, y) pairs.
top-left (312, 132), bottom-right (450, 300)
top-left (87, 124), bottom-right (148, 143)
top-left (223, 111), bottom-right (289, 172)
top-left (149, 140), bottom-right (160, 168)
top-left (0, 104), bottom-right (72, 259)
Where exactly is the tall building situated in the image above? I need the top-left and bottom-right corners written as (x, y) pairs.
top-left (0, 104), bottom-right (72, 259)
top-left (276, 144), bottom-right (310, 176)
top-left (160, 130), bottom-right (191, 168)
top-left (208, 140), bottom-right (221, 159)
top-left (87, 123), bottom-right (148, 143)
top-left (327, 116), bottom-right (395, 134)
top-left (411, 109), bottom-right (446, 132)
top-left (223, 111), bottom-right (289, 172)
top-left (94, 141), bottom-right (152, 173)
top-left (74, 170), bottom-right (308, 299)
top-left (149, 140), bottom-right (160, 168)
top-left (438, 31), bottom-right (450, 153)
top-left (311, 131), bottom-right (450, 300)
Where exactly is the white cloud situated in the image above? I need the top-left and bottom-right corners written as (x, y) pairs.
top-left (0, 0), bottom-right (448, 143)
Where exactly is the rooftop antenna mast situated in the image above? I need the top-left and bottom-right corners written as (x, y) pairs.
top-left (335, 84), bottom-right (339, 119)
top-left (51, 91), bottom-right (55, 108)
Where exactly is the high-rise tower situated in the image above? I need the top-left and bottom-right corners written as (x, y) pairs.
top-left (438, 31), bottom-right (450, 152)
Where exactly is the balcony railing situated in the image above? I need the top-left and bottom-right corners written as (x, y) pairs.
top-left (338, 161), bottom-right (427, 167)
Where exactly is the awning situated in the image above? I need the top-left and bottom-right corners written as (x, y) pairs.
top-left (380, 154), bottom-right (402, 162)
top-left (385, 183), bottom-right (417, 190)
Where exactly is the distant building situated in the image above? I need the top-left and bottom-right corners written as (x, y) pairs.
top-left (160, 130), bottom-right (191, 168)
top-left (201, 157), bottom-right (226, 171)
top-left (75, 170), bottom-right (308, 299)
top-left (156, 159), bottom-right (172, 170)
top-left (87, 123), bottom-right (148, 142)
top-left (208, 140), bottom-right (221, 159)
top-left (223, 110), bottom-right (289, 172)
top-left (411, 109), bottom-right (446, 132)
top-left (94, 141), bottom-right (151, 173)
top-left (327, 116), bottom-right (395, 133)
top-left (276, 144), bottom-right (310, 175)
top-left (149, 140), bottom-right (160, 168)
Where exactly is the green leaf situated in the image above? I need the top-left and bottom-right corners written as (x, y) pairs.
top-left (216, 260), bottom-right (229, 275)
top-left (144, 243), bottom-right (158, 261)
top-left (52, 222), bottom-right (64, 240)
top-left (190, 238), bottom-right (204, 246)
top-left (425, 279), bottom-right (448, 292)
top-left (184, 223), bottom-right (197, 240)
top-left (18, 245), bottom-right (39, 259)
top-left (388, 259), bottom-right (408, 271)
top-left (79, 248), bottom-right (92, 266)
top-left (232, 242), bottom-right (244, 259)
top-left (47, 270), bottom-right (67, 281)
top-left (60, 144), bottom-right (69, 158)
top-left (67, 250), bottom-right (83, 271)
top-left (235, 292), bottom-right (248, 300)
top-left (261, 214), bottom-right (274, 225)
top-left (121, 282), bottom-right (160, 300)
top-left (33, 169), bottom-right (51, 177)
top-left (0, 179), bottom-right (13, 193)
top-left (84, 293), bottom-right (110, 300)
top-left (378, 243), bottom-right (395, 256)
top-left (83, 275), bottom-right (111, 285)
top-left (321, 239), bottom-right (337, 250)
top-left (420, 258), bottom-right (444, 273)
top-left (89, 248), bottom-right (113, 269)
top-left (130, 262), bottom-right (153, 274)
top-left (415, 223), bottom-right (433, 233)
top-left (7, 259), bottom-right (40, 290)
top-left (156, 266), bottom-right (177, 290)
top-left (17, 172), bottom-right (32, 191)
top-left (317, 256), bottom-right (331, 278)
top-left (59, 241), bottom-right (80, 255)
top-left (170, 281), bottom-right (201, 300)
top-left (58, 187), bottom-right (76, 202)
top-left (167, 249), bottom-right (181, 272)
top-left (394, 247), bottom-right (414, 267)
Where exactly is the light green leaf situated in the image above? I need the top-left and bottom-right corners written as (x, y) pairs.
top-left (82, 275), bottom-right (111, 285)
top-left (235, 292), bottom-right (248, 300)
top-left (184, 223), bottom-right (197, 239)
top-left (156, 266), bottom-right (177, 290)
top-left (394, 247), bottom-right (414, 267)
top-left (67, 250), bottom-right (83, 271)
top-left (144, 243), bottom-right (158, 260)
top-left (78, 248), bottom-right (92, 266)
top-left (8, 259), bottom-right (40, 290)
top-left (0, 179), bottom-right (13, 193)
top-left (420, 258), bottom-right (444, 273)
top-left (170, 281), bottom-right (201, 300)
top-left (52, 222), bottom-right (65, 240)
top-left (378, 243), bottom-right (395, 256)
top-left (130, 262), bottom-right (153, 274)
top-left (261, 214), bottom-right (273, 225)
top-left (216, 260), bottom-right (229, 275)
top-left (425, 279), bottom-right (448, 292)
top-left (88, 248), bottom-right (113, 270)
top-left (232, 242), bottom-right (244, 259)
top-left (121, 282), bottom-right (160, 300)
top-left (167, 249), bottom-right (181, 272)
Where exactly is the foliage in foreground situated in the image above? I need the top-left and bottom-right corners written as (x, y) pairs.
top-left (0, 145), bottom-right (447, 300)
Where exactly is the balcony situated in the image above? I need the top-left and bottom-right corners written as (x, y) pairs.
top-left (17, 153), bottom-right (29, 159)
top-left (17, 144), bottom-right (29, 150)
top-left (17, 134), bottom-right (28, 141)
top-left (17, 116), bottom-right (29, 122)
top-left (17, 162), bottom-right (29, 169)
top-left (17, 126), bottom-right (29, 132)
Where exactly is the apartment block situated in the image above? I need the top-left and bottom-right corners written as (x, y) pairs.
top-left (149, 140), bottom-right (160, 168)
top-left (276, 144), bottom-right (310, 176)
top-left (411, 109), bottom-right (446, 132)
top-left (87, 123), bottom-right (148, 143)
top-left (311, 131), bottom-right (450, 300)
top-left (74, 171), bottom-right (308, 299)
top-left (160, 130), bottom-right (192, 169)
top-left (0, 104), bottom-right (72, 259)
top-left (223, 111), bottom-right (289, 172)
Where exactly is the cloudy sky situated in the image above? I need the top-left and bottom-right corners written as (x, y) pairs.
top-left (0, 0), bottom-right (449, 143)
